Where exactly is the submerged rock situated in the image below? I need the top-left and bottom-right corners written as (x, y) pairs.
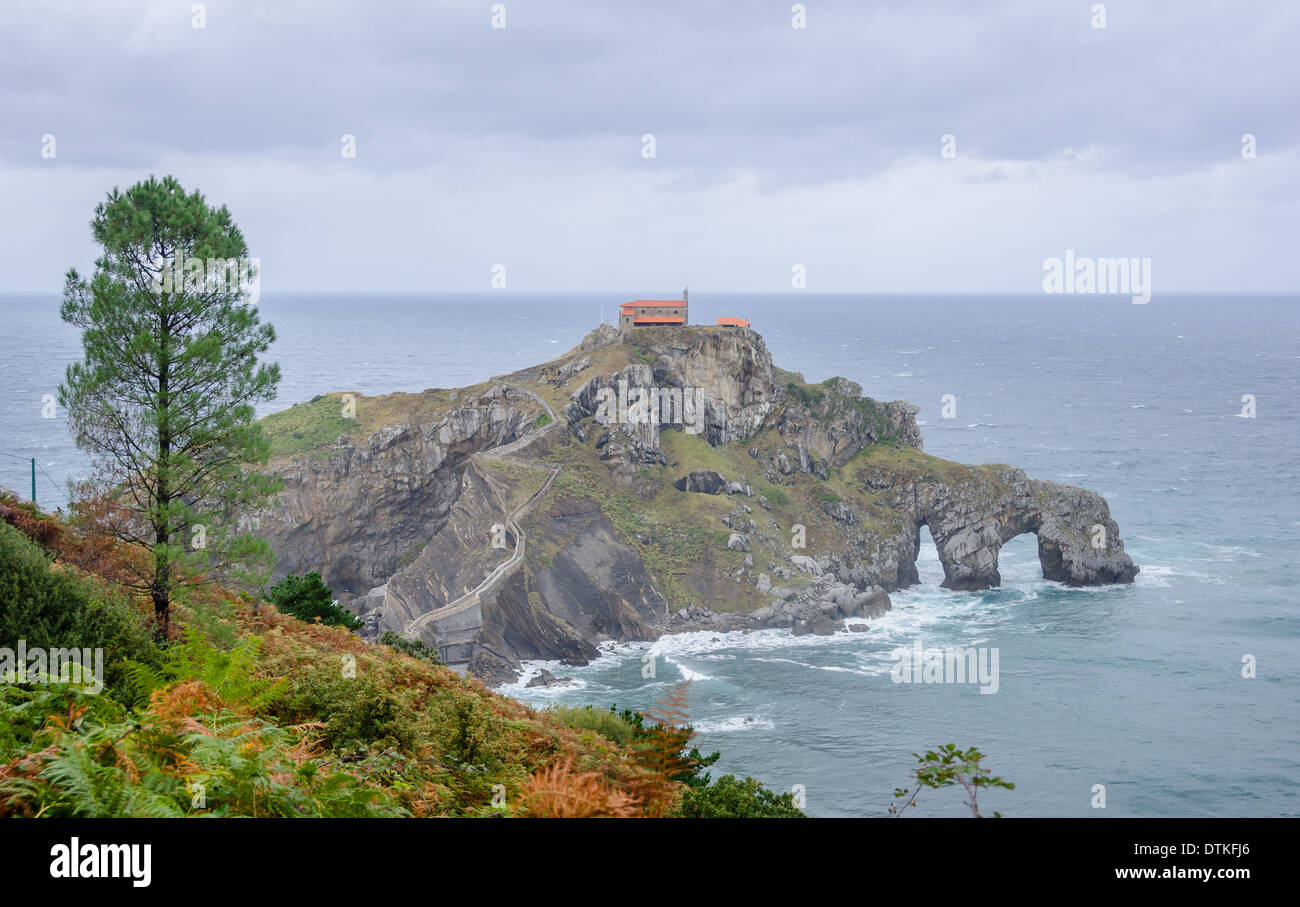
top-left (525, 668), bottom-right (573, 688)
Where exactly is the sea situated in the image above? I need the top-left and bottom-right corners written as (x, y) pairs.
top-left (2, 292), bottom-right (1297, 817)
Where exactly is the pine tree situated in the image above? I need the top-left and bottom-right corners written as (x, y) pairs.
top-left (266, 572), bottom-right (362, 630)
top-left (60, 175), bottom-right (281, 632)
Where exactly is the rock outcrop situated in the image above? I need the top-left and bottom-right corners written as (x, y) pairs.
top-left (466, 495), bottom-right (671, 685)
top-left (752, 581), bottom-right (892, 636)
top-left (564, 327), bottom-right (778, 466)
top-left (253, 323), bottom-right (1137, 684)
top-left (674, 470), bottom-right (727, 494)
top-left (257, 385), bottom-right (543, 596)
top-left (777, 376), bottom-right (923, 466)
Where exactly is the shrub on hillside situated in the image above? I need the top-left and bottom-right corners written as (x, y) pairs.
top-left (547, 704), bottom-right (638, 745)
top-left (675, 774), bottom-right (806, 818)
top-left (265, 572), bottom-right (361, 630)
top-left (0, 683), bottom-right (403, 818)
top-left (379, 631), bottom-right (441, 665)
top-left (0, 521), bottom-right (160, 700)
top-left (281, 672), bottom-right (415, 752)
top-left (0, 520), bottom-right (89, 644)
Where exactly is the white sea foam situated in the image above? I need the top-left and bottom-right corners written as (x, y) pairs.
top-left (1134, 564), bottom-right (1174, 587)
top-left (499, 664), bottom-right (590, 697)
top-left (509, 565), bottom-right (1146, 704)
top-left (749, 654), bottom-right (876, 675)
top-left (666, 659), bottom-right (712, 682)
top-left (693, 716), bottom-right (776, 733)
top-left (1189, 542), bottom-right (1263, 558)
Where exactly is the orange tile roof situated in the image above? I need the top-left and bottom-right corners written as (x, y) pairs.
top-left (716, 316), bottom-right (751, 327)
top-left (632, 315), bottom-right (685, 324)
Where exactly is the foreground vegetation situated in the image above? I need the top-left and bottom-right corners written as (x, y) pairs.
top-left (0, 492), bottom-right (801, 818)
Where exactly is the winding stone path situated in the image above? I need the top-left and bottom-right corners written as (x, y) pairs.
top-left (399, 385), bottom-right (561, 649)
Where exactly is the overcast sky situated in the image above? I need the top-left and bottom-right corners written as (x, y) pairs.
top-left (1, 0), bottom-right (1297, 294)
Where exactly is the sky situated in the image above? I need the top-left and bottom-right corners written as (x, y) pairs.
top-left (1, 0), bottom-right (1297, 294)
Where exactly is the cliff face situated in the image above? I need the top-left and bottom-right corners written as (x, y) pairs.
top-left (468, 495), bottom-right (671, 683)
top-left (776, 376), bottom-right (923, 467)
top-left (255, 324), bottom-right (1138, 685)
top-left (564, 325), bottom-right (778, 466)
top-left (256, 385), bottom-right (543, 597)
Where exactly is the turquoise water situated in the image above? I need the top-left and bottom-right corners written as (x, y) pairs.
top-left (3, 292), bottom-right (1297, 816)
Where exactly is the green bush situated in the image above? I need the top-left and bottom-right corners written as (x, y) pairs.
top-left (0, 520), bottom-right (88, 645)
top-left (676, 774), bottom-right (806, 818)
top-left (74, 589), bottom-right (163, 696)
top-left (265, 572), bottom-right (361, 630)
top-left (285, 672), bottom-right (414, 752)
top-left (0, 522), bottom-right (161, 702)
top-left (547, 705), bottom-right (638, 745)
top-left (761, 484), bottom-right (789, 507)
top-left (785, 381), bottom-right (824, 407)
top-left (379, 631), bottom-right (441, 665)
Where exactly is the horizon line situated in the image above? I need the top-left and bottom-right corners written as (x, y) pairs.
top-left (2, 289), bottom-right (1299, 298)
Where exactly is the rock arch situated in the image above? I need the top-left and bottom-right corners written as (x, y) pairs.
top-left (910, 470), bottom-right (1138, 591)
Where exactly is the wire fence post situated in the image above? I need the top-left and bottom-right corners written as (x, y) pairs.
top-left (31, 457), bottom-right (36, 503)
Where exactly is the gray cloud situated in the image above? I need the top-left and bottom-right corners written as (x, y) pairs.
top-left (0, 0), bottom-right (1296, 292)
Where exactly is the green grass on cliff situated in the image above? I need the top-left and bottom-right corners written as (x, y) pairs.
top-left (845, 443), bottom-right (1008, 487)
top-left (260, 393), bottom-right (360, 459)
top-left (476, 456), bottom-right (553, 512)
top-left (259, 385), bottom-right (495, 461)
top-left (536, 424), bottom-right (909, 613)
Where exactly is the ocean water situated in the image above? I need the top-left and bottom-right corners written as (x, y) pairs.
top-left (2, 292), bottom-right (1297, 817)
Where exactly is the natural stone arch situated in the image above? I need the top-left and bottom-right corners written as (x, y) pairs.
top-left (909, 471), bottom-right (1137, 591)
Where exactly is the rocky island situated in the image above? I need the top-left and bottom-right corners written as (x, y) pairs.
top-left (254, 323), bottom-right (1138, 685)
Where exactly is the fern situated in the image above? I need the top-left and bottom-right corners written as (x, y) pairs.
top-left (28, 718), bottom-right (182, 818)
top-left (121, 628), bottom-right (283, 712)
top-left (516, 757), bottom-right (638, 818)
top-left (0, 678), bottom-right (399, 818)
top-left (630, 682), bottom-right (701, 817)
top-left (118, 659), bottom-right (167, 710)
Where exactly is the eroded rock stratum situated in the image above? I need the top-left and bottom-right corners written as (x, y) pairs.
top-left (254, 323), bottom-right (1137, 684)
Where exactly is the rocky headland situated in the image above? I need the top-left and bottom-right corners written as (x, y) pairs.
top-left (253, 323), bottom-right (1137, 685)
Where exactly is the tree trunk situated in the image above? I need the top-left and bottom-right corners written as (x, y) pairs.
top-left (154, 300), bottom-right (173, 634)
top-left (152, 547), bottom-right (170, 633)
